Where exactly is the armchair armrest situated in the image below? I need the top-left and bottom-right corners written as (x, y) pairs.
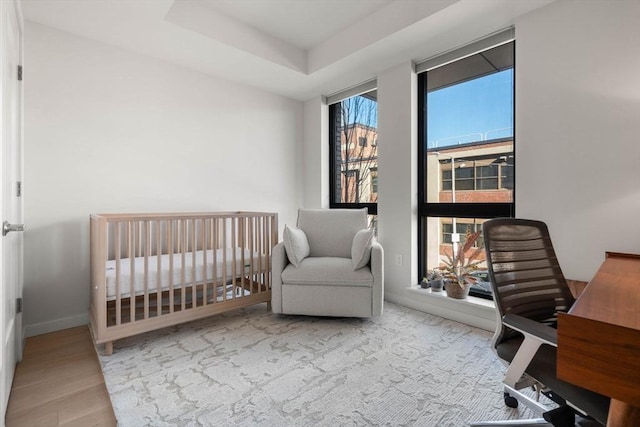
top-left (271, 241), bottom-right (289, 314)
top-left (503, 313), bottom-right (558, 347)
top-left (370, 241), bottom-right (384, 316)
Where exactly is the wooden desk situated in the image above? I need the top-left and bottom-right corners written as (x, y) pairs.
top-left (557, 252), bottom-right (640, 427)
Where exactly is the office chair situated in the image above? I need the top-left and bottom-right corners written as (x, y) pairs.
top-left (471, 219), bottom-right (610, 427)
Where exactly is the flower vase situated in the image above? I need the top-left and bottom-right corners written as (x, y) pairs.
top-left (430, 278), bottom-right (444, 292)
top-left (446, 281), bottom-right (471, 299)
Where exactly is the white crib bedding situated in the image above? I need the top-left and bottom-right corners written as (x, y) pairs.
top-left (105, 247), bottom-right (266, 300)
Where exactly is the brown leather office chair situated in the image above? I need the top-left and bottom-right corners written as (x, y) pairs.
top-left (472, 218), bottom-right (610, 427)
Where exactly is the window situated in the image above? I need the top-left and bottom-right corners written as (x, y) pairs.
top-left (343, 169), bottom-right (360, 202)
top-left (329, 86), bottom-right (378, 216)
top-left (418, 38), bottom-right (515, 299)
top-left (440, 155), bottom-right (514, 192)
top-left (370, 167), bottom-right (378, 196)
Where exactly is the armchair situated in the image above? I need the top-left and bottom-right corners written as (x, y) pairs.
top-left (472, 218), bottom-right (609, 427)
top-left (271, 208), bottom-right (383, 317)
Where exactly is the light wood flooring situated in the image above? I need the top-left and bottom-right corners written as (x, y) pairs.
top-left (5, 326), bottom-right (116, 427)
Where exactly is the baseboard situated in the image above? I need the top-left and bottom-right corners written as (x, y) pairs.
top-left (25, 313), bottom-right (89, 337)
top-left (386, 286), bottom-right (497, 332)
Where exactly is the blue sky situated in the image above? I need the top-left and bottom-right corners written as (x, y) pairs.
top-left (427, 69), bottom-right (514, 148)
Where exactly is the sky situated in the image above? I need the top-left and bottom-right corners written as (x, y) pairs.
top-left (427, 69), bottom-right (514, 148)
top-left (343, 69), bottom-right (513, 146)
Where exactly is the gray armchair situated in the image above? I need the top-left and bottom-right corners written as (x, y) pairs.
top-left (271, 208), bottom-right (383, 317)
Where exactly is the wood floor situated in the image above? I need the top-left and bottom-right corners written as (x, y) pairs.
top-left (5, 326), bottom-right (117, 427)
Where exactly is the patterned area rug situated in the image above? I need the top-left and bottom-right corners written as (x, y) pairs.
top-left (99, 302), bottom-right (538, 426)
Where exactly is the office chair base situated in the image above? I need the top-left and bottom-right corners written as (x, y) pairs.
top-left (543, 405), bottom-right (575, 426)
top-left (504, 385), bottom-right (550, 415)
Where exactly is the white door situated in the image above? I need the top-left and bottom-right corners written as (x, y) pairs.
top-left (0, 0), bottom-right (24, 422)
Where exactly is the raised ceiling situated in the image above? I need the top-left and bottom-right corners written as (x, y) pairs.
top-left (21, 0), bottom-right (555, 101)
top-left (197, 0), bottom-right (395, 50)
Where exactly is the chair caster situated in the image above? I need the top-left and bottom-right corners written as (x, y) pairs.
top-left (504, 392), bottom-right (519, 408)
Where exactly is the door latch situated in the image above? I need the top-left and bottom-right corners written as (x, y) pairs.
top-left (3, 221), bottom-right (25, 236)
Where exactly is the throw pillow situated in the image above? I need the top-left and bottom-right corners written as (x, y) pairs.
top-left (351, 229), bottom-right (374, 270)
top-left (283, 225), bottom-right (310, 268)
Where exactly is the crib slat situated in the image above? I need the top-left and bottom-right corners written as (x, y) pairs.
top-left (231, 217), bottom-right (237, 298)
top-left (180, 219), bottom-right (186, 312)
top-left (249, 216), bottom-right (255, 289)
top-left (222, 219), bottom-right (228, 301)
top-left (168, 220), bottom-right (174, 314)
top-left (129, 221), bottom-right (135, 323)
top-left (240, 217), bottom-right (246, 297)
top-left (257, 215), bottom-right (262, 290)
top-left (259, 215), bottom-right (264, 291)
top-left (202, 218), bottom-right (207, 307)
top-left (256, 217), bottom-right (266, 293)
top-left (144, 221), bottom-right (150, 320)
top-left (156, 220), bottom-right (162, 318)
top-left (115, 223), bottom-right (121, 326)
top-left (212, 218), bottom-right (218, 304)
top-left (191, 219), bottom-right (197, 309)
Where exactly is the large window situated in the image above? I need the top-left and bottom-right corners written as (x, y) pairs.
top-left (329, 87), bottom-right (378, 217)
top-left (418, 38), bottom-right (515, 299)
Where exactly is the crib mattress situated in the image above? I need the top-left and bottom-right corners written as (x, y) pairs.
top-left (105, 247), bottom-right (266, 300)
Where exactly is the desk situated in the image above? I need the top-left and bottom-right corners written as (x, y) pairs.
top-left (557, 252), bottom-right (640, 427)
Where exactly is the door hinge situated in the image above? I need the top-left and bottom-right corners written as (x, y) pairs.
top-left (17, 65), bottom-right (23, 81)
top-left (17, 181), bottom-right (22, 197)
top-left (16, 297), bottom-right (23, 314)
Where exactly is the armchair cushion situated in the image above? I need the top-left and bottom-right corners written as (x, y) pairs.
top-left (283, 225), bottom-right (310, 267)
top-left (297, 208), bottom-right (367, 258)
top-left (351, 229), bottom-right (374, 270)
top-left (281, 257), bottom-right (373, 287)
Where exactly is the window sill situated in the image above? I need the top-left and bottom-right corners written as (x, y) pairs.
top-left (409, 286), bottom-right (495, 308)
top-left (397, 286), bottom-right (497, 331)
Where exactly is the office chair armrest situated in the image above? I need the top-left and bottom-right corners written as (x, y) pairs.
top-left (503, 314), bottom-right (558, 347)
top-left (502, 314), bottom-right (558, 389)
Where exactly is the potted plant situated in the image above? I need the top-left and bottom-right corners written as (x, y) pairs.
top-left (440, 229), bottom-right (484, 299)
top-left (421, 269), bottom-right (445, 292)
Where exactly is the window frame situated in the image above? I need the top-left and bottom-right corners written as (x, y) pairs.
top-left (417, 40), bottom-right (516, 299)
top-left (329, 99), bottom-right (378, 215)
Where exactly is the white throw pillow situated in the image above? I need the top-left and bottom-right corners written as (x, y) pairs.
top-left (351, 229), bottom-right (374, 270)
top-left (283, 225), bottom-right (310, 268)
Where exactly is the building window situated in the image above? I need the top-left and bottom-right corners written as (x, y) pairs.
top-left (329, 87), bottom-right (378, 217)
top-left (370, 167), bottom-right (378, 197)
top-left (440, 155), bottom-right (514, 192)
top-left (418, 39), bottom-right (515, 299)
top-left (343, 169), bottom-right (360, 203)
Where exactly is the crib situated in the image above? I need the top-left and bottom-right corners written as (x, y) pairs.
top-left (90, 212), bottom-right (278, 354)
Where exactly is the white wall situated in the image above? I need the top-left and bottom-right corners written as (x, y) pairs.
top-left (302, 97), bottom-right (328, 208)
top-left (377, 61), bottom-right (417, 295)
top-left (23, 22), bottom-right (303, 335)
top-left (515, 0), bottom-right (640, 280)
top-left (302, 0), bottom-right (640, 329)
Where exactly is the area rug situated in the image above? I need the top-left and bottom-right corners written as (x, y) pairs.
top-left (99, 302), bottom-right (539, 426)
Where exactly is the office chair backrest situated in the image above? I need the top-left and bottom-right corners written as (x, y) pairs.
top-left (482, 218), bottom-right (575, 344)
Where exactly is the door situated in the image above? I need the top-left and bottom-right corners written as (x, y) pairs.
top-left (1, 0), bottom-right (24, 421)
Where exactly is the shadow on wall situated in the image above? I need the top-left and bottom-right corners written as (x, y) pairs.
top-left (23, 217), bottom-right (91, 331)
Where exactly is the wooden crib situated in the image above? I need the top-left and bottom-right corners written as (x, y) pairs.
top-left (90, 212), bottom-right (277, 354)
